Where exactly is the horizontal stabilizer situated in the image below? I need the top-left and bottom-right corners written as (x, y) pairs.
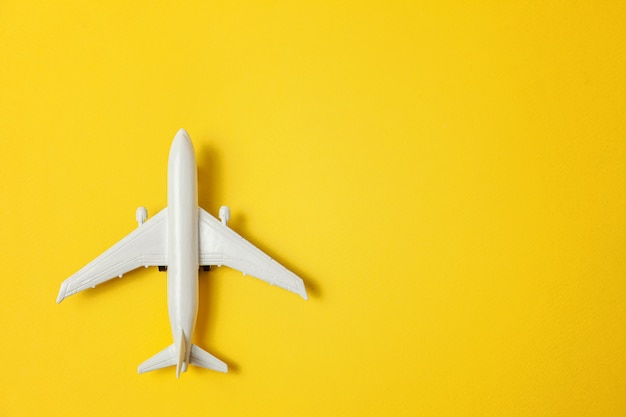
top-left (137, 343), bottom-right (227, 375)
top-left (138, 344), bottom-right (176, 374)
top-left (190, 344), bottom-right (228, 373)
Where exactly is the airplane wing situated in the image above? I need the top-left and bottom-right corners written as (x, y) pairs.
top-left (56, 208), bottom-right (168, 303)
top-left (198, 208), bottom-right (308, 300)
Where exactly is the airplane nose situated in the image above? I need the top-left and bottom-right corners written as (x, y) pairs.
top-left (169, 128), bottom-right (196, 167)
top-left (174, 128), bottom-right (191, 143)
top-left (170, 128), bottom-right (193, 154)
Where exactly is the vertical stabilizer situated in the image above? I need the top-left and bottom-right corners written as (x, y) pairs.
top-left (175, 328), bottom-right (187, 378)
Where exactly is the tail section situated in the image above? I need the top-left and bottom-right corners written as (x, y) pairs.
top-left (137, 329), bottom-right (188, 377)
top-left (137, 330), bottom-right (227, 377)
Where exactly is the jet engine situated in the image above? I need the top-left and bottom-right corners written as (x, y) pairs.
top-left (136, 206), bottom-right (148, 226)
top-left (219, 206), bottom-right (230, 226)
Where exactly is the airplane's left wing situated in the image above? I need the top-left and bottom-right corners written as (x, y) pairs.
top-left (56, 208), bottom-right (168, 303)
top-left (198, 208), bottom-right (308, 300)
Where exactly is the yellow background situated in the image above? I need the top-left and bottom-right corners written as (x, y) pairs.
top-left (1, 1), bottom-right (625, 416)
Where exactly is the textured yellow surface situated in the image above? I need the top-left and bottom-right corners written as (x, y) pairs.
top-left (1, 1), bottom-right (625, 416)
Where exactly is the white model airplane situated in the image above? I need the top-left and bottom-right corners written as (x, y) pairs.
top-left (57, 129), bottom-right (308, 377)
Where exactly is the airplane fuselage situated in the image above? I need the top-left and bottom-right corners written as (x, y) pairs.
top-left (167, 133), bottom-right (199, 367)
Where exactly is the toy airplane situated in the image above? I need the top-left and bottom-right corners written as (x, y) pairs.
top-left (57, 128), bottom-right (308, 377)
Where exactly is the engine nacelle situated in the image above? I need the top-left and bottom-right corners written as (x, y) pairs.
top-left (136, 206), bottom-right (148, 226)
top-left (219, 205), bottom-right (230, 226)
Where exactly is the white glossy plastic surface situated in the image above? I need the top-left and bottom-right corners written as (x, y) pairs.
top-left (57, 129), bottom-right (307, 377)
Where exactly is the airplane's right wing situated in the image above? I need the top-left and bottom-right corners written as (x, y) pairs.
top-left (198, 208), bottom-right (308, 300)
top-left (56, 208), bottom-right (168, 303)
